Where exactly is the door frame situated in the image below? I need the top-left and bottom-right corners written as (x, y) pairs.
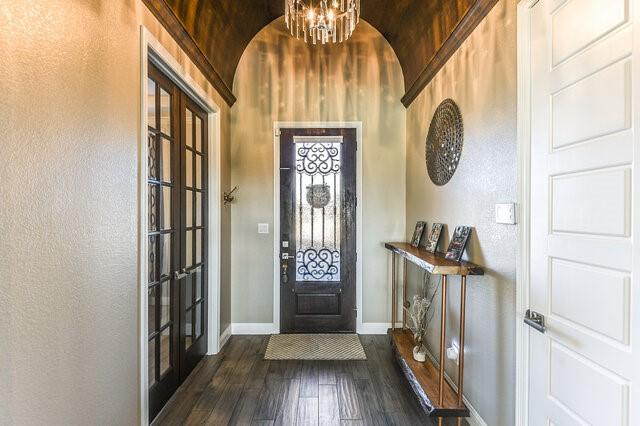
top-left (138, 26), bottom-right (223, 425)
top-left (272, 122), bottom-right (363, 334)
top-left (515, 1), bottom-right (538, 424)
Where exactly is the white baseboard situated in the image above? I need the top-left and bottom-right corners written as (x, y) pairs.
top-left (219, 324), bottom-right (232, 350)
top-left (357, 322), bottom-right (403, 334)
top-left (231, 322), bottom-right (275, 335)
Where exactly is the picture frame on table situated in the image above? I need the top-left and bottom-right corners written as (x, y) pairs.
top-left (410, 221), bottom-right (427, 247)
top-left (445, 226), bottom-right (472, 261)
top-left (422, 223), bottom-right (444, 253)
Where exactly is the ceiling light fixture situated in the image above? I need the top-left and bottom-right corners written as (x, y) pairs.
top-left (285, 0), bottom-right (361, 45)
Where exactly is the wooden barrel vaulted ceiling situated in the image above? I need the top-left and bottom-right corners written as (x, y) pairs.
top-left (144, 0), bottom-right (498, 107)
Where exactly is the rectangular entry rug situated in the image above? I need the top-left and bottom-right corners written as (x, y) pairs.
top-left (264, 334), bottom-right (366, 360)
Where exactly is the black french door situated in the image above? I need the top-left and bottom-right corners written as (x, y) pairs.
top-left (279, 128), bottom-right (357, 333)
top-left (147, 62), bottom-right (208, 421)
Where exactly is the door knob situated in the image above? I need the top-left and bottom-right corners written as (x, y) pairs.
top-left (281, 262), bottom-right (289, 284)
top-left (524, 309), bottom-right (546, 333)
top-left (174, 268), bottom-right (188, 280)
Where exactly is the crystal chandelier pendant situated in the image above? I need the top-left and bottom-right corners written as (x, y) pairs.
top-left (285, 0), bottom-right (361, 45)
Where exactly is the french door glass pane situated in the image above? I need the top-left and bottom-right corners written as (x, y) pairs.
top-left (160, 88), bottom-right (171, 136)
top-left (196, 155), bottom-right (202, 189)
top-left (159, 328), bottom-right (171, 376)
top-left (185, 275), bottom-right (193, 308)
top-left (185, 311), bottom-right (193, 350)
top-left (162, 139), bottom-right (172, 183)
top-left (148, 236), bottom-right (157, 283)
top-left (186, 231), bottom-right (193, 267)
top-left (160, 281), bottom-right (170, 327)
top-left (185, 109), bottom-right (193, 148)
top-left (295, 141), bottom-right (341, 282)
top-left (148, 338), bottom-right (156, 386)
top-left (148, 134), bottom-right (157, 179)
top-left (195, 116), bottom-right (202, 152)
top-left (148, 286), bottom-right (157, 333)
top-left (186, 150), bottom-right (193, 188)
top-left (147, 78), bottom-right (156, 129)
top-left (195, 268), bottom-right (202, 301)
top-left (161, 235), bottom-right (171, 278)
top-left (162, 186), bottom-right (171, 230)
top-left (196, 192), bottom-right (202, 226)
top-left (196, 229), bottom-right (202, 264)
top-left (195, 303), bottom-right (202, 339)
top-left (149, 184), bottom-right (158, 231)
top-left (186, 190), bottom-right (193, 228)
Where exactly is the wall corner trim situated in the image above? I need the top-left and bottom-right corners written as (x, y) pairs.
top-left (400, 0), bottom-right (500, 108)
top-left (142, 0), bottom-right (236, 106)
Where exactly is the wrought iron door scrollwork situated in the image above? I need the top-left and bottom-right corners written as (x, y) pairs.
top-left (296, 142), bottom-right (340, 176)
top-left (296, 248), bottom-right (340, 281)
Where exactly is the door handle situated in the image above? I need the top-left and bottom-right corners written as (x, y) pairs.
top-left (524, 309), bottom-right (546, 334)
top-left (281, 261), bottom-right (289, 284)
top-left (174, 268), bottom-right (188, 280)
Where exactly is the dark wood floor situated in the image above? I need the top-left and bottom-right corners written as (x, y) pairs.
top-left (152, 335), bottom-right (465, 426)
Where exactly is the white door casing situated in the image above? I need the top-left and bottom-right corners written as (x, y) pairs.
top-left (525, 0), bottom-right (640, 424)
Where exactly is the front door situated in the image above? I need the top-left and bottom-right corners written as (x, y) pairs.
top-left (147, 61), bottom-right (208, 421)
top-left (279, 128), bottom-right (357, 333)
top-left (526, 0), bottom-right (639, 423)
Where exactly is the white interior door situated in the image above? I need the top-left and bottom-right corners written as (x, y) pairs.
top-left (527, 0), bottom-right (640, 424)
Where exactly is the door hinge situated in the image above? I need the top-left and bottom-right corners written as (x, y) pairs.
top-left (524, 309), bottom-right (546, 334)
top-left (354, 307), bottom-right (358, 317)
top-left (275, 128), bottom-right (281, 137)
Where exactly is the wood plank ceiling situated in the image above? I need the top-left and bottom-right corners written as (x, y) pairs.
top-left (146, 0), bottom-right (498, 107)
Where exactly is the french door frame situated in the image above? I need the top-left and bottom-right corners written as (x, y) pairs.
top-left (139, 27), bottom-right (222, 425)
top-left (273, 122), bottom-right (363, 334)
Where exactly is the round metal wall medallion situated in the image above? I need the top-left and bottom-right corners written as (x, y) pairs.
top-left (425, 99), bottom-right (464, 186)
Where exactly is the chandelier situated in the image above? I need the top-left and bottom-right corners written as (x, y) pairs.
top-left (285, 0), bottom-right (361, 45)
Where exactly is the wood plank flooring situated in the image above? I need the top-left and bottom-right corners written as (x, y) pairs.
top-left (152, 335), bottom-right (466, 426)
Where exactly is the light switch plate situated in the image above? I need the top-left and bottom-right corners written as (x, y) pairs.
top-left (495, 203), bottom-right (516, 225)
top-left (258, 223), bottom-right (269, 234)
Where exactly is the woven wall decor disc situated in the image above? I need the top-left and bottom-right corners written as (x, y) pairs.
top-left (425, 99), bottom-right (464, 186)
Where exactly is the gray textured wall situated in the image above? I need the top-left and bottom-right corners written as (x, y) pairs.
top-left (405, 1), bottom-right (517, 424)
top-left (230, 19), bottom-right (407, 324)
top-left (0, 1), bottom-right (232, 423)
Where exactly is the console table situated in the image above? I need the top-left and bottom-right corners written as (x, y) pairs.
top-left (384, 242), bottom-right (484, 425)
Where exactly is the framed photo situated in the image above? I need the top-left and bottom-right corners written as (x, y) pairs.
top-left (423, 223), bottom-right (444, 253)
top-left (410, 221), bottom-right (427, 247)
top-left (445, 226), bottom-right (472, 261)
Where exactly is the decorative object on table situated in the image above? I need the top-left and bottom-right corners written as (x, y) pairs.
top-left (445, 226), bottom-right (472, 261)
top-left (306, 183), bottom-right (332, 209)
top-left (223, 185), bottom-right (239, 207)
top-left (410, 221), bottom-right (427, 247)
top-left (422, 223), bottom-right (444, 253)
top-left (425, 99), bottom-right (464, 186)
top-left (404, 294), bottom-right (431, 362)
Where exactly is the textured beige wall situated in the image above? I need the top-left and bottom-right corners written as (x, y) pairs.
top-left (0, 1), bottom-right (231, 423)
top-left (231, 19), bottom-right (406, 324)
top-left (405, 1), bottom-right (517, 425)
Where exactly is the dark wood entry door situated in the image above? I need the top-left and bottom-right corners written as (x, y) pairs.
top-left (280, 128), bottom-right (357, 333)
top-left (147, 62), bottom-right (208, 421)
